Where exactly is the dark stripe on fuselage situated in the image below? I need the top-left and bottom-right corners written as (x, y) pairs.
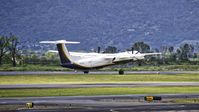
top-left (61, 63), bottom-right (110, 70)
top-left (61, 60), bottom-right (132, 70)
top-left (61, 63), bottom-right (91, 70)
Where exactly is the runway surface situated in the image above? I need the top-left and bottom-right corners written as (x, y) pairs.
top-left (1, 71), bottom-right (199, 75)
top-left (10, 104), bottom-right (199, 112)
top-left (1, 94), bottom-right (199, 112)
top-left (1, 71), bottom-right (199, 111)
top-left (1, 82), bottom-right (199, 89)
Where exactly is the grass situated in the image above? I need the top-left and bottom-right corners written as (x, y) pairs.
top-left (0, 87), bottom-right (199, 97)
top-left (103, 65), bottom-right (199, 71)
top-left (1, 64), bottom-right (199, 71)
top-left (0, 74), bottom-right (199, 84)
top-left (0, 64), bottom-right (70, 71)
top-left (173, 98), bottom-right (199, 103)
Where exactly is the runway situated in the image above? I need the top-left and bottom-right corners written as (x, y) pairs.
top-left (1, 82), bottom-right (199, 89)
top-left (1, 71), bottom-right (199, 111)
top-left (11, 104), bottom-right (199, 112)
top-left (1, 71), bottom-right (199, 75)
top-left (1, 94), bottom-right (199, 112)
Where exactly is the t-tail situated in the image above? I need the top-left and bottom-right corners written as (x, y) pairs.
top-left (40, 40), bottom-right (80, 65)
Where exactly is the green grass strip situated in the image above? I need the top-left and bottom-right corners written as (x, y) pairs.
top-left (173, 99), bottom-right (199, 103)
top-left (1, 87), bottom-right (199, 97)
top-left (0, 64), bottom-right (69, 71)
top-left (1, 74), bottom-right (199, 84)
top-left (2, 64), bottom-right (199, 71)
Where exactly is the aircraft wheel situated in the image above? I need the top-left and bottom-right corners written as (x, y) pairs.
top-left (118, 69), bottom-right (124, 75)
top-left (84, 71), bottom-right (89, 74)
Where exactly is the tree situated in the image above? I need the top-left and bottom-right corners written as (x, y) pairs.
top-left (168, 46), bottom-right (174, 53)
top-left (176, 43), bottom-right (194, 61)
top-left (165, 46), bottom-right (176, 62)
top-left (132, 42), bottom-right (150, 53)
top-left (104, 46), bottom-right (117, 53)
top-left (8, 34), bottom-right (19, 67)
top-left (0, 36), bottom-right (9, 65)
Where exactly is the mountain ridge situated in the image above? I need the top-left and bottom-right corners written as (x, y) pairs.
top-left (0, 0), bottom-right (199, 51)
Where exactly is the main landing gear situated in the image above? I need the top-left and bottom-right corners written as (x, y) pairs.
top-left (118, 69), bottom-right (124, 75)
top-left (83, 71), bottom-right (89, 74)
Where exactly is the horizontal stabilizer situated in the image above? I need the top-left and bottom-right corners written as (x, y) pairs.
top-left (40, 40), bottom-right (80, 44)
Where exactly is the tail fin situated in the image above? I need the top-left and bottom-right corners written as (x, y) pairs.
top-left (40, 40), bottom-right (80, 64)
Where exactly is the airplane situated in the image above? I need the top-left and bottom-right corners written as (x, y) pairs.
top-left (40, 40), bottom-right (161, 74)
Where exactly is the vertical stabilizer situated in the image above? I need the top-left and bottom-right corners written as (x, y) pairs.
top-left (56, 43), bottom-right (71, 64)
top-left (40, 40), bottom-right (80, 64)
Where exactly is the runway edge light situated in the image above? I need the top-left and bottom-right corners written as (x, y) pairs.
top-left (144, 96), bottom-right (162, 102)
top-left (26, 102), bottom-right (34, 108)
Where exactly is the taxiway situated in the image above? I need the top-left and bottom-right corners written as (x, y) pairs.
top-left (1, 71), bottom-right (199, 75)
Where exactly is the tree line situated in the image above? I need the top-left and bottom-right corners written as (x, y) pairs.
top-left (0, 34), bottom-right (198, 67)
top-left (104, 41), bottom-right (198, 65)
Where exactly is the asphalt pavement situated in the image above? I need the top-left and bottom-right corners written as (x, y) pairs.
top-left (1, 94), bottom-right (199, 112)
top-left (1, 71), bottom-right (199, 75)
top-left (1, 71), bottom-right (199, 111)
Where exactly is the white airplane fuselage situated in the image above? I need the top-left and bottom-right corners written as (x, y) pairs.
top-left (40, 40), bottom-right (160, 71)
top-left (69, 51), bottom-right (145, 69)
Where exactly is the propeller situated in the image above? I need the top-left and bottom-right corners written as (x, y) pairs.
top-left (131, 47), bottom-right (134, 54)
top-left (97, 47), bottom-right (101, 53)
top-left (131, 47), bottom-right (140, 54)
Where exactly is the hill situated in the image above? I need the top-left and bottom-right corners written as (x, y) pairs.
top-left (0, 0), bottom-right (199, 51)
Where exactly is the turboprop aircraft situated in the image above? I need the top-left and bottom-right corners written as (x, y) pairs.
top-left (40, 40), bottom-right (161, 74)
